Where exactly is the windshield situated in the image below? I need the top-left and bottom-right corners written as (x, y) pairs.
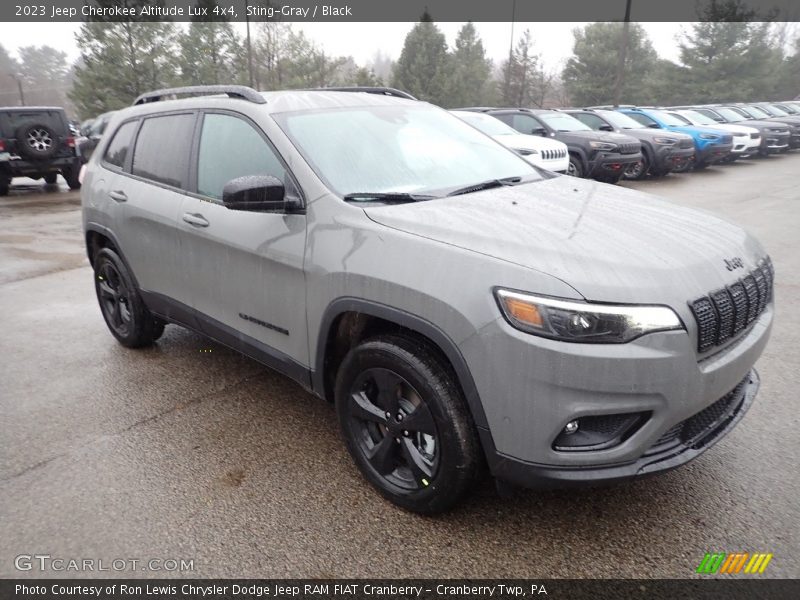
top-left (537, 112), bottom-right (592, 132)
top-left (274, 104), bottom-right (540, 197)
top-left (716, 107), bottom-right (746, 122)
top-left (452, 111), bottom-right (519, 136)
top-left (748, 105), bottom-right (772, 117)
top-left (667, 112), bottom-right (692, 125)
top-left (679, 110), bottom-right (717, 126)
top-left (598, 110), bottom-right (644, 129)
top-left (763, 104), bottom-right (788, 116)
top-left (649, 110), bottom-right (689, 127)
top-left (736, 106), bottom-right (762, 118)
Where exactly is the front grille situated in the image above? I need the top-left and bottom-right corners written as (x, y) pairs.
top-left (647, 376), bottom-right (749, 455)
top-left (690, 257), bottom-right (773, 353)
top-left (750, 132), bottom-right (760, 139)
top-left (618, 142), bottom-right (640, 154)
top-left (720, 134), bottom-right (733, 144)
top-left (678, 138), bottom-right (694, 149)
top-left (541, 148), bottom-right (566, 160)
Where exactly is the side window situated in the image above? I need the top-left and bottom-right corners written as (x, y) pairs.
top-left (574, 113), bottom-right (605, 130)
top-left (197, 113), bottom-right (286, 200)
top-left (131, 113), bottom-right (195, 189)
top-left (511, 114), bottom-right (544, 135)
top-left (102, 121), bottom-right (137, 169)
top-left (627, 113), bottom-right (658, 128)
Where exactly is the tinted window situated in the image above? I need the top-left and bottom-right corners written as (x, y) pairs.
top-left (510, 114), bottom-right (545, 135)
top-left (627, 113), bottom-right (658, 127)
top-left (573, 113), bottom-right (606, 130)
top-left (103, 121), bottom-right (137, 169)
top-left (197, 113), bottom-right (286, 200)
top-left (132, 113), bottom-right (195, 189)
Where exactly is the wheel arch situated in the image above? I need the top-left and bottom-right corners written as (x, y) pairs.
top-left (314, 298), bottom-right (490, 432)
top-left (84, 224), bottom-right (143, 292)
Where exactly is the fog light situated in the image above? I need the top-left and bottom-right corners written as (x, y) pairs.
top-left (564, 420), bottom-right (579, 435)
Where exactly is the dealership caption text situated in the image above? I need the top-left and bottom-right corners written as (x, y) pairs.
top-left (16, 584), bottom-right (549, 597)
top-left (18, 4), bottom-right (353, 19)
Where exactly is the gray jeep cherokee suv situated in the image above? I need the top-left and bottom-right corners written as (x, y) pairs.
top-left (82, 86), bottom-right (774, 513)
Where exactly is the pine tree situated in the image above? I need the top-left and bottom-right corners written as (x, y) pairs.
top-left (561, 22), bottom-right (658, 106)
top-left (177, 0), bottom-right (244, 86)
top-left (16, 45), bottom-right (70, 107)
top-left (499, 30), bottom-right (539, 107)
top-left (69, 1), bottom-right (179, 117)
top-left (446, 22), bottom-right (492, 108)
top-left (391, 11), bottom-right (449, 105)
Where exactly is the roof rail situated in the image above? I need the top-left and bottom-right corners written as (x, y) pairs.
top-left (310, 86), bottom-right (417, 100)
top-left (132, 85), bottom-right (266, 106)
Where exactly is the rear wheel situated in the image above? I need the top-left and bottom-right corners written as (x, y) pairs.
top-left (0, 178), bottom-right (9, 196)
top-left (693, 161), bottom-right (709, 170)
top-left (335, 335), bottom-right (481, 514)
top-left (93, 248), bottom-right (164, 348)
top-left (63, 168), bottom-right (81, 190)
top-left (43, 173), bottom-right (58, 185)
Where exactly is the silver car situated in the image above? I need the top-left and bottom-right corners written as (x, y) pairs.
top-left (82, 86), bottom-right (773, 513)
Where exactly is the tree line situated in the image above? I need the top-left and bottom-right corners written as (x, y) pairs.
top-left (1, 0), bottom-right (798, 120)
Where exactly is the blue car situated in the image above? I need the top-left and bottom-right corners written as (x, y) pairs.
top-left (617, 107), bottom-right (734, 170)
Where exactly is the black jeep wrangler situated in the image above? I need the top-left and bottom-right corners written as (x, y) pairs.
top-left (0, 106), bottom-right (82, 195)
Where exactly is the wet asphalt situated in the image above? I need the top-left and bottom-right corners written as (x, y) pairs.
top-left (1, 157), bottom-right (798, 579)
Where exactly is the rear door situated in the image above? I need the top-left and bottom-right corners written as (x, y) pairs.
top-left (114, 112), bottom-right (197, 313)
top-left (177, 110), bottom-right (309, 371)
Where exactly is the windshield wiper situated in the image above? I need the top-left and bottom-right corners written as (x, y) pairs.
top-left (343, 192), bottom-right (435, 204)
top-left (445, 177), bottom-right (522, 197)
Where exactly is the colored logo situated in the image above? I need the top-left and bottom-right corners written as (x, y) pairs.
top-left (696, 552), bottom-right (773, 574)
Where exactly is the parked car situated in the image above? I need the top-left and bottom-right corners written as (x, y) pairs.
top-left (721, 105), bottom-right (800, 150)
top-left (0, 105), bottom-right (82, 195)
top-left (451, 110), bottom-right (569, 173)
top-left (459, 107), bottom-right (642, 183)
top-left (664, 109), bottom-right (760, 161)
top-left (82, 85), bottom-right (773, 513)
top-left (563, 108), bottom-right (694, 179)
top-left (77, 110), bottom-right (117, 163)
top-left (615, 107), bottom-right (733, 170)
top-left (770, 101), bottom-right (800, 115)
top-left (687, 105), bottom-right (790, 155)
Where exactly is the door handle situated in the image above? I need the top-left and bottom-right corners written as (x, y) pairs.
top-left (182, 212), bottom-right (210, 227)
top-left (109, 190), bottom-right (127, 202)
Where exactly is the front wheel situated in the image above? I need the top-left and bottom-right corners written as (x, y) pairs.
top-left (567, 155), bottom-right (584, 178)
top-left (94, 248), bottom-right (164, 348)
top-left (623, 154), bottom-right (650, 180)
top-left (335, 335), bottom-right (481, 514)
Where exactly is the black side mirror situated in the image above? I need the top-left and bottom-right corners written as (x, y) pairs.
top-left (222, 175), bottom-right (291, 212)
top-left (648, 123), bottom-right (661, 129)
top-left (599, 124), bottom-right (614, 132)
top-left (531, 127), bottom-right (547, 136)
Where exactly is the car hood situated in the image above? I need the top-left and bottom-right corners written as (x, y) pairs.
top-left (709, 123), bottom-right (759, 135)
top-left (664, 124), bottom-right (731, 138)
top-left (494, 133), bottom-right (567, 152)
top-left (617, 128), bottom-right (692, 143)
top-left (735, 119), bottom-right (792, 131)
top-left (363, 176), bottom-right (767, 306)
top-left (552, 130), bottom-right (639, 146)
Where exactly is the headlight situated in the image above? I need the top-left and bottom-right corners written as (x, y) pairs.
top-left (699, 133), bottom-right (720, 140)
top-left (494, 289), bottom-right (684, 343)
top-left (589, 141), bottom-right (617, 151)
top-left (653, 136), bottom-right (677, 145)
top-left (514, 148), bottom-right (538, 156)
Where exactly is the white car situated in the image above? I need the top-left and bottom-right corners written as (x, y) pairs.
top-left (451, 110), bottom-right (569, 173)
top-left (667, 109), bottom-right (761, 159)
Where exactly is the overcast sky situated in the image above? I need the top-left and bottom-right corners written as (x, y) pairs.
top-left (1, 22), bottom-right (688, 70)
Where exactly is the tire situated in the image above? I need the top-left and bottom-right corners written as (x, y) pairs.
top-left (623, 153), bottom-right (650, 180)
top-left (63, 168), bottom-right (81, 190)
top-left (335, 334), bottom-right (481, 514)
top-left (671, 159), bottom-right (692, 173)
top-left (567, 154), bottom-right (584, 178)
top-left (93, 248), bottom-right (165, 348)
top-left (693, 161), bottom-right (709, 170)
top-left (43, 173), bottom-right (58, 185)
top-left (15, 122), bottom-right (59, 160)
top-left (0, 179), bottom-right (9, 197)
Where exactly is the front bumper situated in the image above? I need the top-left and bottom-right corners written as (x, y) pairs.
top-left (461, 303), bottom-right (772, 489)
top-left (761, 132), bottom-right (790, 153)
top-left (661, 146), bottom-right (694, 171)
top-left (696, 142), bottom-right (734, 164)
top-left (486, 370), bottom-right (758, 489)
top-left (587, 151), bottom-right (642, 179)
